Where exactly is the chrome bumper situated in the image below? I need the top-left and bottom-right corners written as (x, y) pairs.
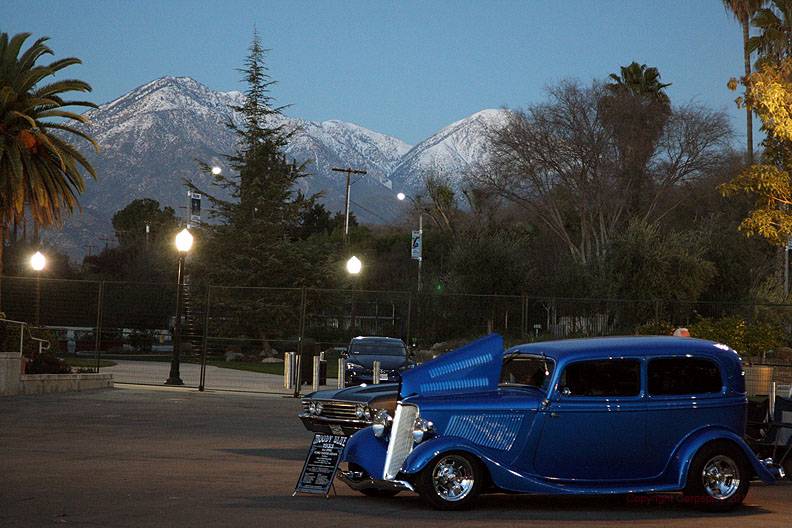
top-left (338, 470), bottom-right (414, 492)
top-left (761, 457), bottom-right (786, 480)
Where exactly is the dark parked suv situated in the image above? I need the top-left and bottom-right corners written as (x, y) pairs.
top-left (344, 336), bottom-right (413, 386)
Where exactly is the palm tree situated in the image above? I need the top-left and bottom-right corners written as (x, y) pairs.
top-left (723, 0), bottom-right (764, 164)
top-left (604, 62), bottom-right (672, 216)
top-left (607, 62), bottom-right (671, 105)
top-left (748, 0), bottom-right (792, 65)
top-left (0, 32), bottom-right (97, 286)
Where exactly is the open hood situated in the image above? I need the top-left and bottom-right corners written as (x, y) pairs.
top-left (400, 334), bottom-right (504, 398)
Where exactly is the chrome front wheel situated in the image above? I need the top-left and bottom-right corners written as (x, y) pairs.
top-left (701, 455), bottom-right (740, 500)
top-left (432, 455), bottom-right (476, 502)
top-left (416, 452), bottom-right (484, 510)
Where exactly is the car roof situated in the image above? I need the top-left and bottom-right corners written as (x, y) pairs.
top-left (350, 336), bottom-right (405, 345)
top-left (508, 336), bottom-right (739, 362)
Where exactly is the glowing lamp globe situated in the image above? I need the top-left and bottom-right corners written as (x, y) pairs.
top-left (396, 192), bottom-right (406, 201)
top-left (30, 251), bottom-right (46, 272)
top-left (211, 166), bottom-right (222, 176)
top-left (175, 228), bottom-right (194, 253)
top-left (346, 255), bottom-right (362, 275)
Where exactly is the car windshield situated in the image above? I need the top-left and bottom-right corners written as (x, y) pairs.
top-left (499, 354), bottom-right (554, 390)
top-left (349, 342), bottom-right (406, 356)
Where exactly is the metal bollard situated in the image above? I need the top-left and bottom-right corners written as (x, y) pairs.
top-left (312, 355), bottom-right (320, 392)
top-left (283, 352), bottom-right (293, 390)
top-left (338, 358), bottom-right (346, 389)
top-left (293, 354), bottom-right (301, 395)
top-left (372, 360), bottom-right (381, 384)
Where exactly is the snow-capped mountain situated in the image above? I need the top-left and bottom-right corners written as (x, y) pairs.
top-left (46, 77), bottom-right (508, 257)
top-left (388, 108), bottom-right (511, 189)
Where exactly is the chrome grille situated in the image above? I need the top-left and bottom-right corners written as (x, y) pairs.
top-left (302, 399), bottom-right (362, 420)
top-left (383, 403), bottom-right (418, 480)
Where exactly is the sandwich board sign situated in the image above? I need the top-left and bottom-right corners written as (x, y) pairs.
top-left (294, 434), bottom-right (347, 497)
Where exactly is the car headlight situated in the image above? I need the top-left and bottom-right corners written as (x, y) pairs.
top-left (372, 409), bottom-right (392, 438)
top-left (307, 401), bottom-right (323, 415)
top-left (355, 404), bottom-right (371, 420)
top-left (412, 416), bottom-right (434, 444)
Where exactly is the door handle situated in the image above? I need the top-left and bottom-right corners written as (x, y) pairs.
top-left (550, 412), bottom-right (560, 418)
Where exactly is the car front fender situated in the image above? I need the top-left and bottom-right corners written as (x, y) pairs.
top-left (671, 427), bottom-right (777, 486)
top-left (342, 427), bottom-right (388, 479)
top-left (400, 436), bottom-right (491, 475)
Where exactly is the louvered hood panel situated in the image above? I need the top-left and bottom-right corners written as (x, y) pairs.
top-left (400, 334), bottom-right (504, 398)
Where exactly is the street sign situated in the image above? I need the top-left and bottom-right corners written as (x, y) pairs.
top-left (411, 230), bottom-right (422, 260)
top-left (294, 434), bottom-right (347, 496)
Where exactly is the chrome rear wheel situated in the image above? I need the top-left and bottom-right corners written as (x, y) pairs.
top-left (701, 455), bottom-right (740, 500)
top-left (683, 442), bottom-right (749, 511)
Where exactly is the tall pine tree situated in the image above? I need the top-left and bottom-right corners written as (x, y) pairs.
top-left (189, 31), bottom-right (319, 288)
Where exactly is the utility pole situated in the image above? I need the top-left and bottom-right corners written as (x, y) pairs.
top-left (331, 167), bottom-right (367, 243)
top-left (417, 212), bottom-right (423, 292)
top-left (786, 237), bottom-right (791, 298)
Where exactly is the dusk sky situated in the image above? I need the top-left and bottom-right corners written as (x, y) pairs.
top-left (7, 0), bottom-right (748, 145)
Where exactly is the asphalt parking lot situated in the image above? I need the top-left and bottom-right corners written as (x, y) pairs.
top-left (1, 387), bottom-right (791, 528)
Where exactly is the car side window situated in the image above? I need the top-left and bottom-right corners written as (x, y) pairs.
top-left (559, 359), bottom-right (640, 397)
top-left (648, 357), bottom-right (722, 395)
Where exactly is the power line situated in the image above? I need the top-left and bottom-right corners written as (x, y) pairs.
top-left (348, 198), bottom-right (390, 223)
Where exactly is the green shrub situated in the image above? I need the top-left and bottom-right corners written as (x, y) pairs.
top-left (26, 352), bottom-right (71, 374)
top-left (688, 316), bottom-right (784, 356)
top-left (634, 320), bottom-right (675, 336)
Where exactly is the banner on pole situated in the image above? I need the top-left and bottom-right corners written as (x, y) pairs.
top-left (411, 230), bottom-right (422, 260)
top-left (189, 192), bottom-right (201, 225)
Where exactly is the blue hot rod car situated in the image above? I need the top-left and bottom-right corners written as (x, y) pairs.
top-left (339, 335), bottom-right (785, 510)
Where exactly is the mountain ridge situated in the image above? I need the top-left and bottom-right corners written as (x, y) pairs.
top-left (46, 76), bottom-right (508, 258)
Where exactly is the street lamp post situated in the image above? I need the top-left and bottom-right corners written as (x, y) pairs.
top-left (346, 255), bottom-right (362, 275)
top-left (166, 228), bottom-right (194, 386)
top-left (396, 192), bottom-right (423, 292)
top-left (346, 256), bottom-right (362, 333)
top-left (30, 251), bottom-right (46, 326)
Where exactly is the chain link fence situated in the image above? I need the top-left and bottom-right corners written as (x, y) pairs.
top-left (3, 275), bottom-right (792, 392)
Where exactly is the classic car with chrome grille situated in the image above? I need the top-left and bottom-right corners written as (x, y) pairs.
top-left (339, 334), bottom-right (785, 510)
top-left (300, 383), bottom-right (398, 436)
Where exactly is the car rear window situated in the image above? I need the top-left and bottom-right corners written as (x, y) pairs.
top-left (648, 357), bottom-right (722, 395)
top-left (560, 359), bottom-right (641, 397)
